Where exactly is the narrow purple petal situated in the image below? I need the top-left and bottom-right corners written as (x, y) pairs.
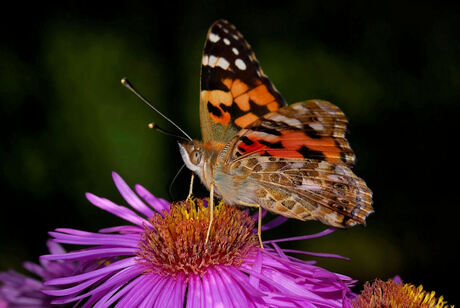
top-left (251, 209), bottom-right (267, 220)
top-left (240, 267), bottom-right (311, 300)
top-left (48, 230), bottom-right (139, 248)
top-left (58, 265), bottom-right (145, 306)
top-left (220, 267), bottom-right (265, 304)
top-left (45, 258), bottom-right (136, 286)
top-left (91, 284), bottom-right (123, 308)
top-left (215, 268), bottom-right (248, 304)
top-left (46, 240), bottom-right (66, 255)
top-left (22, 262), bottom-right (45, 279)
top-left (139, 276), bottom-right (168, 308)
top-left (153, 276), bottom-right (176, 308)
top-left (171, 274), bottom-right (186, 308)
top-left (112, 172), bottom-right (156, 218)
top-left (207, 268), bottom-right (232, 307)
top-left (85, 193), bottom-right (151, 227)
top-left (248, 251), bottom-right (262, 289)
top-left (202, 270), bottom-right (218, 308)
top-left (94, 273), bottom-right (144, 307)
top-left (260, 216), bottom-right (288, 231)
top-left (264, 227), bottom-right (336, 244)
top-left (186, 275), bottom-right (203, 308)
top-left (117, 274), bottom-right (155, 307)
top-left (280, 248), bottom-right (350, 260)
top-left (42, 275), bottom-right (102, 297)
top-left (98, 225), bottom-right (144, 234)
top-left (41, 247), bottom-right (135, 261)
top-left (135, 184), bottom-right (170, 213)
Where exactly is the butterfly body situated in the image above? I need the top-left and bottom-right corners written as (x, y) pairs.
top-left (179, 20), bottom-right (373, 230)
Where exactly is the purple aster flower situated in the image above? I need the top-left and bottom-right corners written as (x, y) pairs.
top-left (41, 172), bottom-right (356, 307)
top-left (0, 240), bottom-right (102, 308)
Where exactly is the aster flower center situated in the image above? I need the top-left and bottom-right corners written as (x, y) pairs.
top-left (352, 279), bottom-right (452, 308)
top-left (137, 198), bottom-right (257, 277)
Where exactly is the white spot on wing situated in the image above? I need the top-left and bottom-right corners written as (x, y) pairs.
top-left (291, 104), bottom-right (305, 111)
top-left (309, 122), bottom-right (324, 131)
top-left (223, 38), bottom-right (230, 45)
top-left (209, 32), bottom-right (220, 43)
top-left (269, 114), bottom-right (303, 129)
top-left (202, 55), bottom-right (209, 66)
top-left (232, 34), bottom-right (239, 40)
top-left (232, 47), bottom-right (239, 55)
top-left (235, 59), bottom-right (246, 70)
top-left (216, 57), bottom-right (230, 70)
top-left (209, 55), bottom-right (217, 67)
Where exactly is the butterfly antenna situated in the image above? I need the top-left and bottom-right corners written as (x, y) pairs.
top-left (169, 163), bottom-right (186, 200)
top-left (121, 77), bottom-right (192, 141)
top-left (148, 122), bottom-right (189, 141)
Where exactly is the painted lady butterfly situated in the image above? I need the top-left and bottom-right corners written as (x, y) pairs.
top-left (178, 20), bottom-right (373, 246)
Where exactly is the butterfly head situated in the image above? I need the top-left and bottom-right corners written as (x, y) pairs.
top-left (178, 141), bottom-right (205, 175)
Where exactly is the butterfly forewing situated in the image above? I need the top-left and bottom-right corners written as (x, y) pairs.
top-left (200, 19), bottom-right (286, 143)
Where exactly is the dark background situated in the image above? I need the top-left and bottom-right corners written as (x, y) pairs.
top-left (1, 1), bottom-right (459, 304)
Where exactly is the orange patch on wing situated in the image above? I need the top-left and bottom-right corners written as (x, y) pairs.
top-left (280, 130), bottom-right (341, 162)
top-left (222, 78), bottom-right (233, 90)
top-left (210, 110), bottom-right (231, 125)
top-left (202, 90), bottom-right (232, 107)
top-left (231, 79), bottom-right (249, 97)
top-left (234, 113), bottom-right (259, 128)
top-left (267, 101), bottom-right (280, 112)
top-left (266, 149), bottom-right (304, 158)
top-left (248, 84), bottom-right (275, 106)
top-left (234, 94), bottom-right (250, 111)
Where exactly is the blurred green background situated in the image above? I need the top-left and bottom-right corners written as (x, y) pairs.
top-left (1, 1), bottom-right (459, 304)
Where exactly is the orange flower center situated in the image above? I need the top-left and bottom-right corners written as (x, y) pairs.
top-left (137, 198), bottom-right (257, 277)
top-left (352, 279), bottom-right (453, 308)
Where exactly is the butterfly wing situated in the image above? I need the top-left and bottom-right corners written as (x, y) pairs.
top-left (234, 156), bottom-right (373, 227)
top-left (200, 20), bottom-right (286, 143)
top-left (225, 100), bottom-right (372, 227)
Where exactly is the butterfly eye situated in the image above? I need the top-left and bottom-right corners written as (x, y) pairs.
top-left (190, 150), bottom-right (202, 165)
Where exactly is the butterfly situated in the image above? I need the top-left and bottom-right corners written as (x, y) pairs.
top-left (178, 20), bottom-right (373, 247)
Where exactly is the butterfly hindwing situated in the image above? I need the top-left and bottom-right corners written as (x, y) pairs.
top-left (230, 156), bottom-right (372, 227)
top-left (200, 20), bottom-right (286, 143)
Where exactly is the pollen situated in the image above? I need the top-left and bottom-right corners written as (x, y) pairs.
top-left (137, 198), bottom-right (257, 278)
top-left (352, 279), bottom-right (453, 308)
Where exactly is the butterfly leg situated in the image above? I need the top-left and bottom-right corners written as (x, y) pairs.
top-left (205, 183), bottom-right (214, 245)
top-left (257, 205), bottom-right (264, 249)
top-left (238, 201), bottom-right (264, 249)
top-left (186, 173), bottom-right (195, 201)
